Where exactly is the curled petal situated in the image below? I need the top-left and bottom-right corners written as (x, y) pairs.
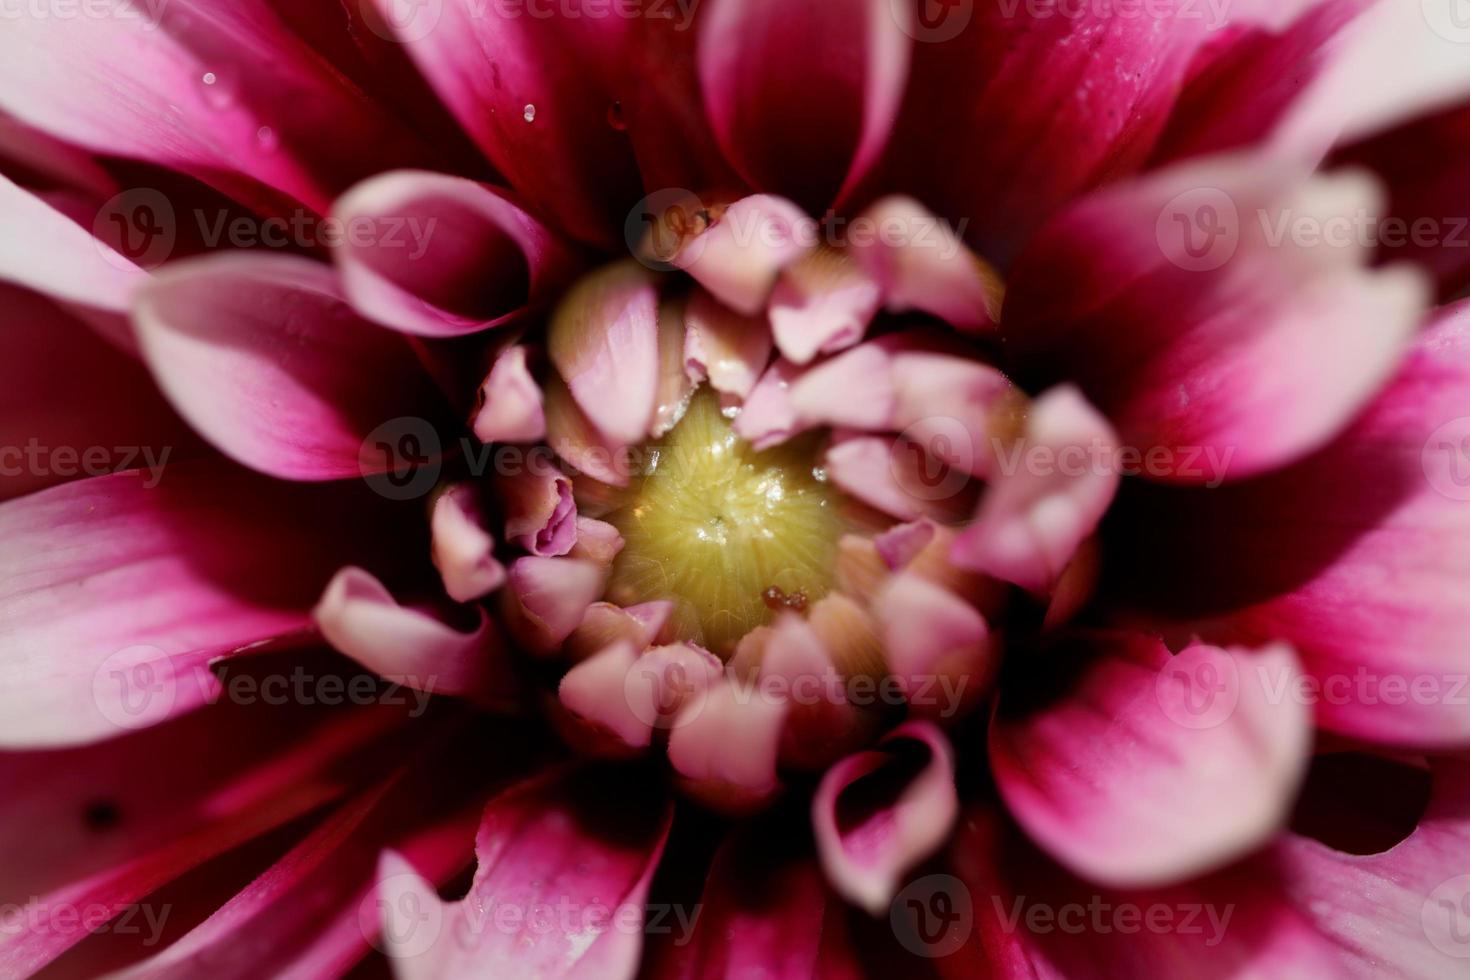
top-left (559, 642), bottom-right (723, 751)
top-left (334, 171), bottom-right (576, 338)
top-left (813, 721), bottom-right (959, 915)
top-left (676, 195), bottom-right (812, 316)
top-left (314, 567), bottom-right (510, 703)
top-left (953, 386), bottom-right (1120, 593)
top-left (504, 556), bottom-right (608, 651)
top-left (498, 468), bottom-right (578, 558)
top-left (567, 516), bottom-right (625, 566)
top-left (668, 676), bottom-right (787, 813)
top-left (473, 344), bottom-right (546, 445)
top-left (431, 483), bottom-right (506, 603)
top-left (873, 572), bottom-right (992, 722)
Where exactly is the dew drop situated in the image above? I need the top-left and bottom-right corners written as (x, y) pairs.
top-left (255, 126), bottom-right (278, 152)
top-left (198, 70), bottom-right (235, 110)
top-left (606, 100), bottom-right (626, 131)
top-left (811, 466), bottom-right (828, 483)
top-left (522, 103), bottom-right (536, 123)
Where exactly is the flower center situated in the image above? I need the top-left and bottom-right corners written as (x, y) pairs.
top-left (603, 389), bottom-right (845, 657)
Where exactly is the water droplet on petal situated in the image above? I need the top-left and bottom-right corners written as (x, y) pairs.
top-left (522, 103), bottom-right (536, 123)
top-left (606, 101), bottom-right (626, 131)
top-left (198, 70), bottom-right (235, 110)
top-left (255, 126), bottom-right (278, 152)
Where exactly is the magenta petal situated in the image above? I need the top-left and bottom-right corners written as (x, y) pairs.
top-left (1112, 301), bottom-right (1470, 746)
top-left (990, 632), bottom-right (1311, 888)
top-left (0, 1), bottom-right (435, 213)
top-left (1006, 159), bottom-right (1427, 484)
top-left (0, 175), bottom-right (142, 313)
top-left (953, 386), bottom-right (1120, 593)
top-left (431, 483), bottom-right (507, 604)
top-left (333, 170), bottom-right (577, 338)
top-left (813, 721), bottom-right (959, 915)
top-left (698, 0), bottom-right (909, 210)
top-left (375, 766), bottom-right (672, 979)
top-left (1281, 758), bottom-right (1470, 974)
top-left (313, 567), bottom-right (509, 703)
top-left (133, 253), bottom-right (442, 482)
top-left (0, 460), bottom-right (406, 746)
top-left (0, 285), bottom-right (200, 501)
top-left (368, 0), bottom-right (641, 247)
top-left (473, 344), bottom-right (547, 445)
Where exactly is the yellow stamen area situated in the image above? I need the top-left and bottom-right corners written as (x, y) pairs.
top-left (604, 389), bottom-right (844, 657)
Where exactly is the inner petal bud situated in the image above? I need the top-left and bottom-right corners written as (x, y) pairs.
top-left (604, 389), bottom-right (845, 657)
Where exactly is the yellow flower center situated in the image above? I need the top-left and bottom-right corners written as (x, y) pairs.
top-left (603, 389), bottom-right (845, 657)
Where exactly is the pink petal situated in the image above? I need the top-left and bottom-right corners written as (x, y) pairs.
top-left (1280, 757), bottom-right (1470, 975)
top-left (850, 196), bottom-right (1003, 331)
top-left (431, 483), bottom-right (507, 604)
top-left (333, 170), bottom-right (576, 338)
top-left (505, 557), bottom-right (608, 651)
top-left (473, 344), bottom-right (546, 445)
top-left (667, 676), bottom-right (787, 813)
top-left (0, 698), bottom-right (410, 974)
top-left (683, 287), bottom-right (773, 399)
top-left (1005, 158), bottom-right (1427, 483)
top-left (824, 431), bottom-right (975, 524)
top-left (872, 572), bottom-right (992, 721)
top-left (548, 261), bottom-right (661, 446)
top-left (888, 348), bottom-right (1018, 478)
top-left (568, 516), bottom-right (625, 567)
top-left (367, 0), bottom-right (640, 248)
top-left (953, 386), bottom-right (1120, 592)
top-left (990, 632), bottom-right (1312, 887)
top-left (675, 195), bottom-right (813, 316)
top-left (559, 641), bottom-right (723, 751)
top-left (788, 342), bottom-right (895, 431)
top-left (313, 567), bottom-right (510, 703)
top-left (945, 802), bottom-right (1344, 978)
top-left (0, 460), bottom-right (407, 746)
top-left (697, 0), bottom-right (909, 210)
top-left (133, 253), bottom-right (442, 482)
top-left (0, 1), bottom-right (435, 213)
top-left (651, 292), bottom-right (696, 437)
top-left (544, 376), bottom-right (634, 488)
top-left (0, 285), bottom-right (200, 501)
top-left (1111, 300), bottom-right (1470, 746)
top-left (768, 248), bottom-right (881, 364)
top-left (0, 174), bottom-right (142, 312)
top-left (813, 721), bottom-right (959, 914)
top-left (498, 468), bottom-right (578, 558)
top-left (375, 766), bottom-right (672, 979)
top-left (732, 358), bottom-right (811, 451)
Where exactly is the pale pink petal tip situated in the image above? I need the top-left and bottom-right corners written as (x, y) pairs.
top-left (473, 344), bottom-right (546, 445)
top-left (813, 721), bottom-right (959, 915)
top-left (769, 248), bottom-right (882, 364)
top-left (788, 342), bottom-right (894, 430)
top-left (873, 572), bottom-right (991, 720)
top-left (683, 287), bottom-right (773, 399)
top-left (991, 634), bottom-right (1312, 887)
top-left (953, 385), bottom-right (1120, 592)
top-left (548, 261), bottom-right (661, 445)
top-left (431, 483), bottom-right (506, 603)
top-left (668, 676), bottom-right (788, 814)
top-left (676, 194), bottom-right (813, 316)
top-left (313, 567), bottom-right (506, 701)
top-left (852, 196), bottom-right (1003, 331)
top-left (559, 642), bottom-right (722, 751)
top-left (505, 556), bottom-right (608, 651)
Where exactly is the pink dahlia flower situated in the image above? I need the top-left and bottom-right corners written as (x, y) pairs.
top-left (5, 0), bottom-right (1470, 975)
